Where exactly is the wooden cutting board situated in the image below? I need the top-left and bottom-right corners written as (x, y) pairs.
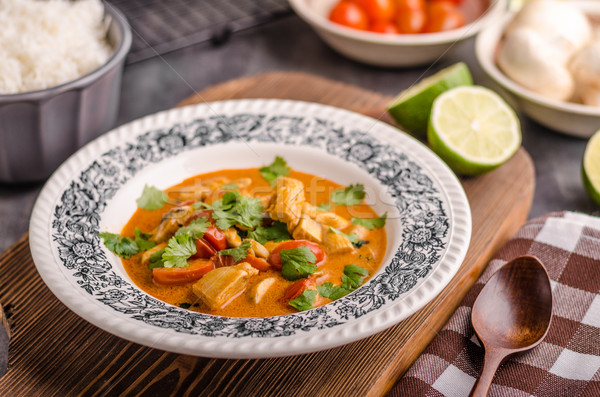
top-left (0, 72), bottom-right (534, 396)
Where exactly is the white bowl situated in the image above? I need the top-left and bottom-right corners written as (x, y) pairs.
top-left (289, 0), bottom-right (508, 67)
top-left (475, 1), bottom-right (600, 138)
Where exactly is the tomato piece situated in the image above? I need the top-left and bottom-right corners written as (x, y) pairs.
top-left (369, 21), bottom-right (400, 33)
top-left (212, 254), bottom-right (235, 268)
top-left (430, 0), bottom-right (462, 5)
top-left (329, 1), bottom-right (369, 30)
top-left (281, 278), bottom-right (316, 303)
top-left (396, 8), bottom-right (426, 33)
top-left (353, 0), bottom-right (396, 22)
top-left (186, 210), bottom-right (213, 224)
top-left (396, 0), bottom-right (426, 11)
top-left (268, 240), bottom-right (325, 270)
top-left (423, 1), bottom-right (465, 33)
top-left (204, 225), bottom-right (227, 251)
top-left (152, 259), bottom-right (214, 285)
top-left (245, 255), bottom-right (271, 272)
top-left (193, 237), bottom-right (217, 259)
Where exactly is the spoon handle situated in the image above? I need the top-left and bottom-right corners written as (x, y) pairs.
top-left (469, 349), bottom-right (506, 397)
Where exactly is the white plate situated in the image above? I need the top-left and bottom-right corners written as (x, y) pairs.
top-left (29, 99), bottom-right (471, 358)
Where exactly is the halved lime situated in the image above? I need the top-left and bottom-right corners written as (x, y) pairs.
top-left (428, 86), bottom-right (521, 176)
top-left (583, 129), bottom-right (600, 205)
top-left (387, 62), bottom-right (473, 137)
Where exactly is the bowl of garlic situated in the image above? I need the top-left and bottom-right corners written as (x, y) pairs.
top-left (476, 0), bottom-right (600, 138)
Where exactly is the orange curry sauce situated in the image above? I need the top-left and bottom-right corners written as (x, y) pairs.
top-left (121, 168), bottom-right (386, 317)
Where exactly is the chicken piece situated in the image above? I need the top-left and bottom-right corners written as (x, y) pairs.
top-left (247, 277), bottom-right (277, 304)
top-left (171, 184), bottom-right (210, 203)
top-left (349, 224), bottom-right (369, 241)
top-left (263, 241), bottom-right (283, 253)
top-left (301, 202), bottom-right (319, 219)
top-left (267, 177), bottom-right (305, 232)
top-left (229, 178), bottom-right (252, 189)
top-left (153, 205), bottom-right (195, 243)
top-left (245, 239), bottom-right (270, 259)
top-left (292, 218), bottom-right (323, 243)
top-left (316, 211), bottom-right (349, 230)
top-left (224, 227), bottom-right (242, 248)
top-left (256, 192), bottom-right (274, 210)
top-left (192, 263), bottom-right (259, 310)
top-left (322, 227), bottom-right (354, 254)
top-left (140, 242), bottom-right (167, 267)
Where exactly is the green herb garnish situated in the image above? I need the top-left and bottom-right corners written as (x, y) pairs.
top-left (221, 183), bottom-right (238, 190)
top-left (259, 156), bottom-right (290, 185)
top-left (196, 191), bottom-right (263, 230)
top-left (331, 184), bottom-right (365, 206)
top-left (175, 217), bottom-right (210, 239)
top-left (136, 185), bottom-right (168, 210)
top-left (329, 227), bottom-right (368, 249)
top-left (246, 221), bottom-right (291, 245)
top-left (134, 228), bottom-right (156, 252)
top-left (317, 265), bottom-right (369, 300)
top-left (316, 203), bottom-right (331, 211)
top-left (148, 248), bottom-right (166, 269)
top-left (218, 240), bottom-right (251, 262)
top-left (289, 289), bottom-right (317, 311)
top-left (99, 232), bottom-right (139, 258)
top-left (280, 246), bottom-right (317, 281)
top-left (162, 233), bottom-right (197, 268)
top-left (179, 302), bottom-right (192, 309)
top-left (351, 213), bottom-right (387, 230)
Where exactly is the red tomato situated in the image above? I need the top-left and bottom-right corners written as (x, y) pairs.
top-left (212, 254), bottom-right (235, 268)
top-left (423, 1), bottom-right (465, 33)
top-left (204, 225), bottom-right (227, 251)
top-left (152, 259), bottom-right (214, 285)
top-left (395, 0), bottom-right (426, 34)
top-left (430, 0), bottom-right (463, 5)
top-left (186, 210), bottom-right (213, 224)
top-left (281, 278), bottom-right (316, 303)
top-left (193, 237), bottom-right (217, 259)
top-left (329, 1), bottom-right (369, 30)
top-left (353, 0), bottom-right (396, 22)
top-left (369, 21), bottom-right (400, 33)
top-left (244, 255), bottom-right (271, 272)
top-left (268, 240), bottom-right (326, 270)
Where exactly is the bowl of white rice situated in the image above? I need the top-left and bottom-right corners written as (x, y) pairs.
top-left (0, 0), bottom-right (131, 182)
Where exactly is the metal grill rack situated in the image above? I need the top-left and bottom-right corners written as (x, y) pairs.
top-left (107, 0), bottom-right (292, 63)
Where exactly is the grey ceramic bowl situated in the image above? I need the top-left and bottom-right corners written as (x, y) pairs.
top-left (0, 2), bottom-right (132, 183)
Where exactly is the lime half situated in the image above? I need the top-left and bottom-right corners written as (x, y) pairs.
top-left (428, 86), bottom-right (521, 176)
top-left (583, 129), bottom-right (600, 205)
top-left (387, 62), bottom-right (473, 137)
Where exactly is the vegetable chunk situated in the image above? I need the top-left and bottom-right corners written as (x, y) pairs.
top-left (192, 263), bottom-right (259, 310)
top-left (267, 177), bottom-right (305, 232)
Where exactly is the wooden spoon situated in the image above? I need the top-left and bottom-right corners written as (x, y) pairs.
top-left (469, 256), bottom-right (553, 397)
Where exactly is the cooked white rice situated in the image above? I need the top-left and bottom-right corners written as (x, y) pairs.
top-left (0, 0), bottom-right (113, 95)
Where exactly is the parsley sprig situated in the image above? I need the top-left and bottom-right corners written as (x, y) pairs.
top-left (218, 240), bottom-right (251, 262)
top-left (317, 265), bottom-right (369, 300)
top-left (329, 227), bottom-right (368, 249)
top-left (246, 221), bottom-right (291, 245)
top-left (196, 191), bottom-right (263, 230)
top-left (280, 246), bottom-right (318, 281)
top-left (99, 228), bottom-right (156, 259)
top-left (351, 212), bottom-right (387, 230)
top-left (331, 184), bottom-right (365, 206)
top-left (259, 156), bottom-right (290, 185)
top-left (162, 233), bottom-right (197, 268)
top-left (136, 185), bottom-right (168, 210)
top-left (175, 217), bottom-right (210, 239)
top-left (289, 289), bottom-right (317, 311)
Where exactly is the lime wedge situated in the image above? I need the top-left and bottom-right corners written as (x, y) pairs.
top-left (387, 62), bottom-right (473, 137)
top-left (583, 129), bottom-right (600, 205)
top-left (427, 86), bottom-right (521, 176)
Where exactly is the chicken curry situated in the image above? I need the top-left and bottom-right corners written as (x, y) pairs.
top-left (100, 157), bottom-right (387, 317)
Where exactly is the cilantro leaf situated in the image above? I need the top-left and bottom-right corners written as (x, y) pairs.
top-left (148, 248), bottom-right (166, 269)
top-left (236, 196), bottom-right (264, 229)
top-left (221, 183), bottom-right (238, 190)
top-left (280, 246), bottom-right (317, 281)
top-left (218, 240), bottom-right (251, 262)
top-left (246, 221), bottom-right (291, 245)
top-left (289, 289), bottom-right (317, 311)
top-left (136, 185), bottom-right (168, 210)
top-left (317, 282), bottom-right (351, 300)
top-left (331, 184), bottom-right (365, 206)
top-left (99, 232), bottom-right (139, 258)
top-left (199, 192), bottom-right (264, 230)
top-left (316, 203), bottom-right (331, 211)
top-left (175, 217), bottom-right (210, 239)
top-left (162, 234), bottom-right (197, 268)
top-left (351, 212), bottom-right (387, 230)
top-left (259, 156), bottom-right (290, 185)
top-left (329, 227), bottom-right (368, 249)
top-left (134, 228), bottom-right (156, 252)
top-left (341, 264), bottom-right (369, 290)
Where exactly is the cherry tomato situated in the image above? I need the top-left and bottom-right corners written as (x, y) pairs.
top-left (430, 0), bottom-right (463, 5)
top-left (423, 1), bottom-right (465, 33)
top-left (329, 1), bottom-right (369, 30)
top-left (395, 0), bottom-right (426, 34)
top-left (369, 21), bottom-right (400, 33)
top-left (396, 0), bottom-right (426, 10)
top-left (204, 225), bottom-right (227, 251)
top-left (152, 259), bottom-right (214, 285)
top-left (268, 240), bottom-right (326, 270)
top-left (193, 237), bottom-right (217, 259)
top-left (353, 0), bottom-right (396, 22)
top-left (281, 277), bottom-right (316, 303)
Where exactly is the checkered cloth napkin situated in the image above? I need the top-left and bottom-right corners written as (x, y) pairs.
top-left (391, 212), bottom-right (600, 397)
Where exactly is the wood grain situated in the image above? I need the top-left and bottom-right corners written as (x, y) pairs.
top-left (0, 72), bottom-right (534, 396)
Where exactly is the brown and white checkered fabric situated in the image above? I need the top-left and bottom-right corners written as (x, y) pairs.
top-left (391, 212), bottom-right (600, 397)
